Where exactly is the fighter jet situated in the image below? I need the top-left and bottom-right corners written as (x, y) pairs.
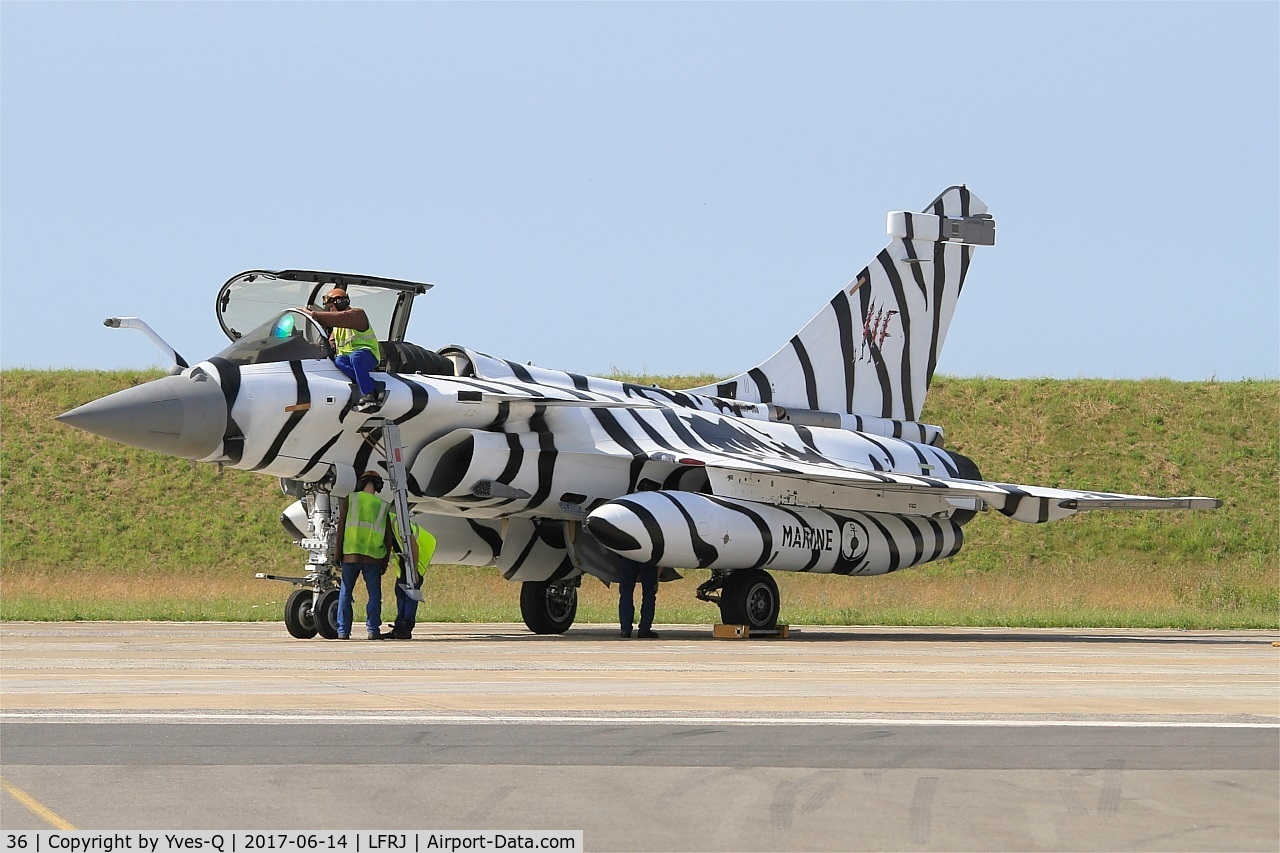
top-left (57, 186), bottom-right (1221, 638)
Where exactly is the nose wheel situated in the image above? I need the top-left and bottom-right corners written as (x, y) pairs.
top-left (284, 589), bottom-right (319, 639)
top-left (282, 588), bottom-right (341, 639)
top-left (314, 589), bottom-right (340, 639)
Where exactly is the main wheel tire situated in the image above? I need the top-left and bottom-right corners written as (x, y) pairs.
top-left (520, 580), bottom-right (578, 635)
top-left (315, 589), bottom-right (341, 639)
top-left (719, 569), bottom-right (780, 630)
top-left (284, 589), bottom-right (319, 639)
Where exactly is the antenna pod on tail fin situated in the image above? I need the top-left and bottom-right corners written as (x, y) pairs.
top-left (693, 186), bottom-right (995, 422)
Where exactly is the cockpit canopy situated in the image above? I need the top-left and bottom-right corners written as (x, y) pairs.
top-left (212, 310), bottom-right (332, 366)
top-left (215, 269), bottom-right (431, 345)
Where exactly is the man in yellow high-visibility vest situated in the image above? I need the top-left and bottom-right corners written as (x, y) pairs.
top-left (304, 288), bottom-right (385, 413)
top-left (388, 518), bottom-right (436, 640)
top-left (334, 471), bottom-right (393, 640)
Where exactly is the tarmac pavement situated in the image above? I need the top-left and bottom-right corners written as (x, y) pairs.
top-left (1, 622), bottom-right (1276, 851)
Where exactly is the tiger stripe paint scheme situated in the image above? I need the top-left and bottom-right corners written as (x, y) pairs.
top-left (587, 492), bottom-right (964, 577)
top-left (186, 339), bottom-right (1216, 582)
top-left (59, 186), bottom-right (1222, 597)
top-left (692, 186), bottom-right (992, 422)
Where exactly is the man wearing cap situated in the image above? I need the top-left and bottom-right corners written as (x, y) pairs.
top-left (303, 288), bottom-right (384, 413)
top-left (334, 471), bottom-right (394, 640)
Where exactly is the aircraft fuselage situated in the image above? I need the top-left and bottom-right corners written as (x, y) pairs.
top-left (175, 356), bottom-right (973, 521)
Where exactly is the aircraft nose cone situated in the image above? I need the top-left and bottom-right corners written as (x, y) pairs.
top-left (56, 373), bottom-right (227, 460)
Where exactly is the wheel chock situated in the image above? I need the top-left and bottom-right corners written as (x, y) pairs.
top-left (713, 624), bottom-right (790, 639)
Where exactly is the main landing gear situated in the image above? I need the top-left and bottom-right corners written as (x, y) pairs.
top-left (520, 577), bottom-right (581, 635)
top-left (696, 568), bottom-right (781, 630)
top-left (518, 568), bottom-right (782, 636)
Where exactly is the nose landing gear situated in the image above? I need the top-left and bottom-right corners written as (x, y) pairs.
top-left (260, 478), bottom-right (345, 639)
top-left (283, 586), bottom-right (341, 639)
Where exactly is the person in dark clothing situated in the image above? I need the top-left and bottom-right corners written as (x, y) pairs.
top-left (617, 558), bottom-right (659, 639)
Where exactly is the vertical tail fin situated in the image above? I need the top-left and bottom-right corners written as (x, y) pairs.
top-left (692, 186), bottom-right (995, 422)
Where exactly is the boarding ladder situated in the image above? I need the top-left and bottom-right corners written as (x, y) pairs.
top-left (359, 418), bottom-right (424, 602)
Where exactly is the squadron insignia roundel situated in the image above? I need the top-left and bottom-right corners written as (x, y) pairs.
top-left (841, 519), bottom-right (869, 565)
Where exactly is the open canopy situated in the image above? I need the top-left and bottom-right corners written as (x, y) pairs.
top-left (211, 310), bottom-right (332, 366)
top-left (215, 269), bottom-right (432, 345)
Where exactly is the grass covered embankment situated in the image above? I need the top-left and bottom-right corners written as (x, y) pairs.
top-left (1, 369), bottom-right (1276, 628)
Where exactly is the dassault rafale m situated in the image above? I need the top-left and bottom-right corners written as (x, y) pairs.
top-left (57, 186), bottom-right (1221, 638)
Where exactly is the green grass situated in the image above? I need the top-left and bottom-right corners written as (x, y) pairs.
top-left (2, 369), bottom-right (1276, 628)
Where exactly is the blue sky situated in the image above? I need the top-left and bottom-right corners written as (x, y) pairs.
top-left (3, 2), bottom-right (1276, 381)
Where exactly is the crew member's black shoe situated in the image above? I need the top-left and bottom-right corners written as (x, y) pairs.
top-left (637, 630), bottom-right (659, 639)
top-left (620, 629), bottom-right (632, 639)
top-left (367, 629), bottom-right (388, 640)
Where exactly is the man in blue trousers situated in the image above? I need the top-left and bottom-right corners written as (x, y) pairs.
top-left (617, 558), bottom-right (659, 639)
top-left (334, 471), bottom-right (392, 640)
top-left (304, 288), bottom-right (385, 413)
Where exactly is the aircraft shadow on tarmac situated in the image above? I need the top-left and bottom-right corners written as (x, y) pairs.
top-left (403, 626), bottom-right (1270, 646)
